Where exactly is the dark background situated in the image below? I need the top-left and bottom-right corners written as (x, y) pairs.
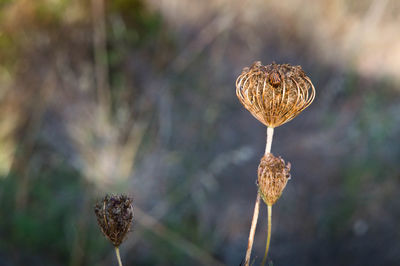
top-left (0, 0), bottom-right (400, 265)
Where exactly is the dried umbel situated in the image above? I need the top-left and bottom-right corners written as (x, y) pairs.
top-left (94, 194), bottom-right (134, 247)
top-left (236, 61), bottom-right (315, 128)
top-left (257, 153), bottom-right (291, 206)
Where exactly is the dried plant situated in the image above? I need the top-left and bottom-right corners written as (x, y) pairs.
top-left (94, 194), bottom-right (134, 266)
top-left (257, 153), bottom-right (291, 206)
top-left (235, 61), bottom-right (315, 266)
top-left (257, 153), bottom-right (291, 265)
top-left (236, 61), bottom-right (315, 128)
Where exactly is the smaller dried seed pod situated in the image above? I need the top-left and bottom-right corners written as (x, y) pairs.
top-left (94, 194), bottom-right (134, 247)
top-left (257, 153), bottom-right (291, 206)
top-left (236, 61), bottom-right (315, 128)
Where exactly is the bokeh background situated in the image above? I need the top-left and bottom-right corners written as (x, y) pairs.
top-left (1, 0), bottom-right (400, 265)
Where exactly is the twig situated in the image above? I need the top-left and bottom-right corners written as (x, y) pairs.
top-left (244, 127), bottom-right (274, 266)
top-left (265, 127), bottom-right (274, 156)
top-left (115, 247), bottom-right (123, 266)
top-left (244, 193), bottom-right (261, 266)
top-left (261, 205), bottom-right (272, 266)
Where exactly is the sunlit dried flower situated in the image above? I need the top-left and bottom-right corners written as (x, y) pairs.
top-left (258, 153), bottom-right (291, 206)
top-left (94, 194), bottom-right (134, 247)
top-left (236, 61), bottom-right (315, 128)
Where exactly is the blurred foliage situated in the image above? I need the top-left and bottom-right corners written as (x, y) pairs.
top-left (0, 161), bottom-right (107, 265)
top-left (0, 0), bottom-right (400, 265)
top-left (0, 0), bottom-right (170, 265)
top-left (110, 0), bottom-right (162, 45)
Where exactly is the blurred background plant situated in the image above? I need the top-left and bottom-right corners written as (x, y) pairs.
top-left (0, 0), bottom-right (399, 265)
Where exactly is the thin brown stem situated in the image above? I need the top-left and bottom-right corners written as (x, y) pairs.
top-left (244, 127), bottom-right (274, 266)
top-left (261, 205), bottom-right (272, 266)
top-left (265, 127), bottom-right (274, 155)
top-left (115, 246), bottom-right (123, 266)
top-left (244, 193), bottom-right (261, 266)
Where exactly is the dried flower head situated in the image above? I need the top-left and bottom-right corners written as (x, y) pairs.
top-left (257, 153), bottom-right (291, 206)
top-left (94, 194), bottom-right (134, 247)
top-left (236, 61), bottom-right (315, 128)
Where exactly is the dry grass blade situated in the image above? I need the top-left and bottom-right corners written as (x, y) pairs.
top-left (134, 207), bottom-right (224, 266)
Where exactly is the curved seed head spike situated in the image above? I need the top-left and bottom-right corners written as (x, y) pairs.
top-left (94, 194), bottom-right (134, 247)
top-left (257, 153), bottom-right (291, 206)
top-left (236, 61), bottom-right (316, 128)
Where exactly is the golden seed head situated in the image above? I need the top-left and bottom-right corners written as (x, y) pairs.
top-left (236, 61), bottom-right (316, 128)
top-left (94, 194), bottom-right (134, 247)
top-left (257, 153), bottom-right (291, 206)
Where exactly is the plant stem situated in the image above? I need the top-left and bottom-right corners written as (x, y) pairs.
top-left (115, 246), bottom-right (123, 266)
top-left (265, 127), bottom-right (274, 155)
top-left (244, 193), bottom-right (261, 266)
top-left (244, 127), bottom-right (274, 266)
top-left (261, 205), bottom-right (272, 266)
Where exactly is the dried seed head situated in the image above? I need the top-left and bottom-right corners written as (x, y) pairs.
top-left (236, 61), bottom-right (315, 128)
top-left (94, 194), bottom-right (134, 247)
top-left (257, 153), bottom-right (291, 206)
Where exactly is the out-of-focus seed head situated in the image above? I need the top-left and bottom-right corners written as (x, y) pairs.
top-left (236, 61), bottom-right (315, 128)
top-left (94, 194), bottom-right (134, 247)
top-left (257, 153), bottom-right (291, 206)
